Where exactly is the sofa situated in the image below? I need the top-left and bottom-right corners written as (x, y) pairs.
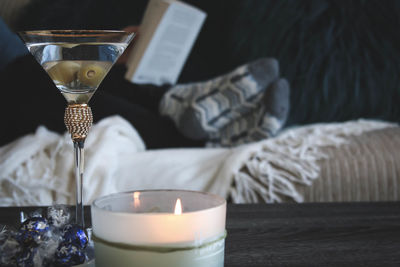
top-left (0, 0), bottom-right (399, 204)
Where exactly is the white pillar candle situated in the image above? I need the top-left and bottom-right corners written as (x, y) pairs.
top-left (91, 190), bottom-right (227, 267)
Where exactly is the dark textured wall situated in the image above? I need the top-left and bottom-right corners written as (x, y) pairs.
top-left (185, 0), bottom-right (400, 126)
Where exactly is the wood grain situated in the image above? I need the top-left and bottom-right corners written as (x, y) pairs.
top-left (225, 203), bottom-right (400, 267)
top-left (1, 203), bottom-right (399, 266)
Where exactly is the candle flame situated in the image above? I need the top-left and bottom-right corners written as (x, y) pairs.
top-left (133, 191), bottom-right (140, 208)
top-left (174, 198), bottom-right (182, 215)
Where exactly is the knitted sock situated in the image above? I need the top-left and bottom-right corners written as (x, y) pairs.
top-left (207, 78), bottom-right (290, 147)
top-left (159, 58), bottom-right (279, 140)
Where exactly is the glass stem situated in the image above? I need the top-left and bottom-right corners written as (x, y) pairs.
top-left (74, 140), bottom-right (85, 228)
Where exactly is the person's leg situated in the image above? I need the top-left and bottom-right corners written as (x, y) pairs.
top-left (0, 55), bottom-right (203, 149)
top-left (100, 65), bottom-right (170, 112)
top-left (91, 90), bottom-right (204, 148)
top-left (96, 66), bottom-right (204, 148)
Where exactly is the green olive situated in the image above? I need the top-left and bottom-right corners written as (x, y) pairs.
top-left (47, 61), bottom-right (80, 84)
top-left (78, 64), bottom-right (107, 87)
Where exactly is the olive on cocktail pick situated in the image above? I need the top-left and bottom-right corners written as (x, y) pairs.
top-left (47, 61), bottom-right (80, 85)
top-left (78, 64), bottom-right (106, 86)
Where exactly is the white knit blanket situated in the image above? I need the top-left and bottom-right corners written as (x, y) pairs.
top-left (0, 116), bottom-right (395, 206)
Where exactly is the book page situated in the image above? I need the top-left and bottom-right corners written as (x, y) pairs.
top-left (126, 0), bottom-right (206, 86)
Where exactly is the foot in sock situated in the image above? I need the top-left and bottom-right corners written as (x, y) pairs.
top-left (207, 78), bottom-right (290, 147)
top-left (159, 58), bottom-right (279, 140)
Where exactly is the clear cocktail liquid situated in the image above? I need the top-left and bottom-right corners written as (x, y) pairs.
top-left (26, 43), bottom-right (127, 104)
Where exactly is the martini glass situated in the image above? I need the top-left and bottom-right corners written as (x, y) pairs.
top-left (19, 30), bottom-right (135, 228)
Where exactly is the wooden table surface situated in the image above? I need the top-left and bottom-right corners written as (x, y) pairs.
top-left (1, 202), bottom-right (399, 266)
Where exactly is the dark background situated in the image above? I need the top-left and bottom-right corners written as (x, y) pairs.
top-left (16, 0), bottom-right (400, 126)
top-left (2, 0), bottom-right (399, 147)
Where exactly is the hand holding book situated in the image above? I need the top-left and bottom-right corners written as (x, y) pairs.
top-left (124, 0), bottom-right (207, 86)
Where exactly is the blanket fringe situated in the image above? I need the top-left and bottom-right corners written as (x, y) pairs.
top-left (229, 119), bottom-right (397, 203)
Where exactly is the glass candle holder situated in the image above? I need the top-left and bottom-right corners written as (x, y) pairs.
top-left (91, 190), bottom-right (227, 267)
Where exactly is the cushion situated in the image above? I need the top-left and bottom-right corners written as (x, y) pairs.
top-left (299, 127), bottom-right (400, 202)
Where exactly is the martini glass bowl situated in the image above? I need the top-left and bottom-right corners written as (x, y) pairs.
top-left (18, 30), bottom-right (135, 228)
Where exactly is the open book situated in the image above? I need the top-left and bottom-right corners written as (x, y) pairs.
top-left (124, 0), bottom-right (207, 86)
